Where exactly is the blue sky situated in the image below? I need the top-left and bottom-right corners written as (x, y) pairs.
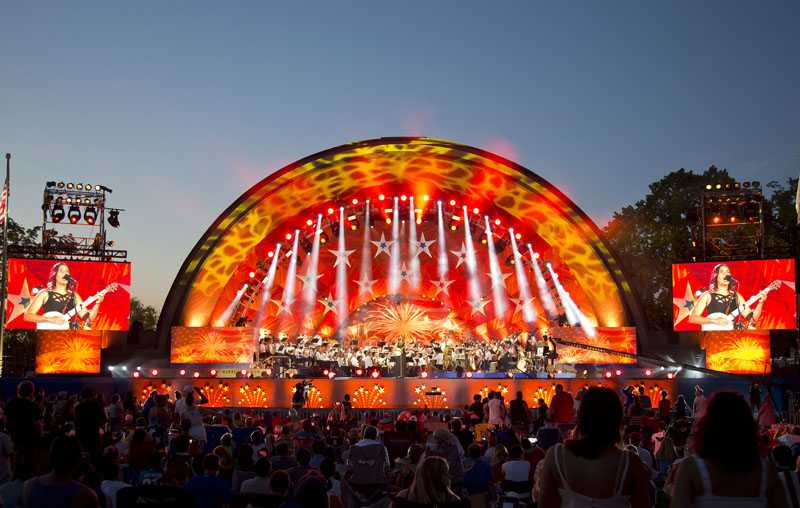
top-left (2, 2), bottom-right (798, 309)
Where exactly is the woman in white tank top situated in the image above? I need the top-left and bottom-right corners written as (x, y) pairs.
top-left (538, 387), bottom-right (650, 507)
top-left (669, 391), bottom-right (786, 508)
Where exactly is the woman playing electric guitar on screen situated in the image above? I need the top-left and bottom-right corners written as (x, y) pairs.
top-left (689, 263), bottom-right (768, 331)
top-left (23, 262), bottom-right (113, 330)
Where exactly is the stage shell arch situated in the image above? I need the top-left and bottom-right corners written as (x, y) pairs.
top-left (157, 137), bottom-right (646, 351)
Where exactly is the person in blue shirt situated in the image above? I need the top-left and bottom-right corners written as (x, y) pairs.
top-left (185, 454), bottom-right (232, 508)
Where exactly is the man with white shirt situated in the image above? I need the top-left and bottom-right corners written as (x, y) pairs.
top-left (240, 457), bottom-right (271, 495)
top-left (778, 427), bottom-right (800, 447)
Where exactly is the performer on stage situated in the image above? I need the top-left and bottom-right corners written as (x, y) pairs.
top-left (689, 263), bottom-right (767, 330)
top-left (24, 262), bottom-right (106, 330)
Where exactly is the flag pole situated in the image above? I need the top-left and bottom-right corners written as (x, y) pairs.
top-left (0, 154), bottom-right (10, 376)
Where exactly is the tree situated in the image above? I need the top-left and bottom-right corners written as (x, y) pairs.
top-left (129, 297), bottom-right (159, 331)
top-left (602, 168), bottom-right (797, 332)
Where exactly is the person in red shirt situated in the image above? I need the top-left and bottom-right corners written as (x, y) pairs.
top-left (549, 384), bottom-right (574, 425)
top-left (658, 390), bottom-right (671, 422)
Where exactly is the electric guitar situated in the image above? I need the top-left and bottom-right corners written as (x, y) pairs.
top-left (701, 281), bottom-right (781, 331)
top-left (36, 283), bottom-right (120, 330)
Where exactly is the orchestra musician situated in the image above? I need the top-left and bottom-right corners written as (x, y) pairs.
top-left (689, 263), bottom-right (766, 329)
top-left (24, 262), bottom-right (105, 329)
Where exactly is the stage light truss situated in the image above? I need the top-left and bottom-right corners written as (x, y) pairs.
top-left (8, 243), bottom-right (128, 260)
top-left (700, 183), bottom-right (764, 260)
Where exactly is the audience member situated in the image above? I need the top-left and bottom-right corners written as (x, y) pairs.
top-left (539, 387), bottom-right (650, 507)
top-left (669, 391), bottom-right (785, 507)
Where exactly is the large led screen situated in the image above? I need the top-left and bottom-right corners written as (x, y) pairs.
top-left (36, 330), bottom-right (102, 374)
top-left (171, 327), bottom-right (254, 364)
top-left (672, 259), bottom-right (795, 332)
top-left (5, 258), bottom-right (131, 331)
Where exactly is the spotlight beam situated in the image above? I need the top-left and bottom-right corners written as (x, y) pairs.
top-left (484, 217), bottom-right (508, 317)
top-left (335, 208), bottom-right (348, 332)
top-left (408, 197), bottom-right (421, 289)
top-left (252, 243), bottom-right (282, 330)
top-left (546, 262), bottom-right (596, 337)
top-left (300, 215), bottom-right (324, 327)
top-left (436, 201), bottom-right (450, 298)
top-left (389, 198), bottom-right (401, 294)
top-left (279, 232), bottom-right (301, 328)
top-left (509, 229), bottom-right (536, 324)
top-left (356, 201), bottom-right (373, 301)
top-left (216, 283), bottom-right (249, 326)
top-left (528, 244), bottom-right (557, 317)
top-left (462, 207), bottom-right (482, 305)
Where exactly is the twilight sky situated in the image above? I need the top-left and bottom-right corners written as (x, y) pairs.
top-left (2, 2), bottom-right (798, 309)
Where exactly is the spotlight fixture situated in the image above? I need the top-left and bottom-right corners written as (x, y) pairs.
top-left (379, 194), bottom-right (385, 201)
top-left (83, 206), bottom-right (97, 225)
top-left (151, 369), bottom-right (158, 376)
top-left (108, 209), bottom-right (121, 228)
top-left (76, 183), bottom-right (83, 190)
top-left (68, 205), bottom-right (81, 224)
top-left (51, 205), bottom-right (65, 223)
top-left (504, 255), bottom-right (515, 267)
top-left (319, 232), bottom-right (330, 244)
top-left (370, 369), bottom-right (380, 379)
top-left (420, 371), bottom-right (428, 378)
top-left (705, 184), bottom-right (712, 190)
top-left (349, 219), bottom-right (360, 231)
top-left (66, 182), bottom-right (74, 189)
top-left (193, 371), bottom-right (200, 378)
top-left (57, 181), bottom-right (65, 188)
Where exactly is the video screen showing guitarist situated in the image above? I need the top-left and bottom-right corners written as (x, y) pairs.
top-left (23, 262), bottom-right (114, 330)
top-left (689, 263), bottom-right (768, 331)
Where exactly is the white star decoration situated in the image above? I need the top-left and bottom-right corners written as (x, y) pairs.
top-left (468, 297), bottom-right (491, 316)
top-left (399, 263), bottom-right (412, 284)
top-left (6, 279), bottom-right (32, 324)
top-left (297, 272), bottom-right (324, 287)
top-left (371, 232), bottom-right (394, 258)
top-left (328, 248), bottom-right (355, 268)
top-left (450, 243), bottom-right (467, 268)
top-left (271, 298), bottom-right (294, 315)
top-left (355, 276), bottom-right (377, 296)
top-left (509, 296), bottom-right (534, 317)
top-left (487, 270), bottom-right (512, 289)
top-left (319, 293), bottom-right (338, 316)
top-left (431, 278), bottom-right (454, 297)
top-left (415, 233), bottom-right (436, 258)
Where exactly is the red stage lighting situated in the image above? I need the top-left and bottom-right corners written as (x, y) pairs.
top-left (210, 369), bottom-right (217, 376)
top-left (421, 371), bottom-right (428, 378)
top-left (179, 369), bottom-right (186, 376)
top-left (712, 216), bottom-right (721, 224)
top-left (494, 218), bottom-right (501, 226)
top-left (667, 372), bottom-right (674, 379)
top-left (193, 371), bottom-right (200, 378)
top-left (133, 371), bottom-right (140, 378)
top-left (386, 218), bottom-right (392, 225)
top-left (615, 369), bottom-right (622, 376)
top-left (645, 369), bottom-right (652, 376)
top-left (327, 207), bottom-right (335, 215)
top-left (248, 271), bottom-right (255, 278)
top-left (306, 219), bottom-right (313, 226)
top-left (241, 369), bottom-right (248, 376)
top-left (151, 369), bottom-right (158, 376)
top-left (466, 371), bottom-right (473, 378)
top-left (379, 194), bottom-right (385, 201)
top-left (472, 207), bottom-right (479, 214)
top-left (323, 369), bottom-right (329, 376)
top-left (327, 371), bottom-right (335, 379)
top-left (400, 195), bottom-right (407, 201)
top-left (352, 198), bottom-right (358, 205)
top-left (423, 195), bottom-right (429, 201)
top-left (729, 216), bottom-right (737, 223)
top-left (449, 199), bottom-right (456, 206)
top-left (515, 233), bottom-right (521, 240)
top-left (371, 370), bottom-right (380, 379)
top-left (265, 368), bottom-right (273, 376)
top-left (355, 368), bottom-right (363, 376)
top-left (268, 251), bottom-right (274, 258)
top-left (285, 233), bottom-right (293, 240)
top-left (605, 371), bottom-right (612, 378)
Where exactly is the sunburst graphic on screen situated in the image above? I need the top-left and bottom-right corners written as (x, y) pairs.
top-left (412, 385), bottom-right (448, 408)
top-left (480, 384), bottom-right (510, 400)
top-left (201, 382), bottom-right (232, 407)
top-left (138, 382), bottom-right (173, 404)
top-left (37, 335), bottom-right (101, 374)
top-left (367, 303), bottom-right (438, 343)
top-left (238, 384), bottom-right (269, 407)
top-left (530, 385), bottom-right (557, 406)
top-left (351, 384), bottom-right (387, 408)
top-left (706, 336), bottom-right (770, 374)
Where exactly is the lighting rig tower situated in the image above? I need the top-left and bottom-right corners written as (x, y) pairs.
top-left (9, 181), bottom-right (126, 260)
top-left (701, 181), bottom-right (764, 260)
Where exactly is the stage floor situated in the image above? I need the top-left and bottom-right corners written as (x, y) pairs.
top-left (131, 377), bottom-right (674, 409)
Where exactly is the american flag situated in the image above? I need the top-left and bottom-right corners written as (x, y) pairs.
top-left (0, 175), bottom-right (7, 223)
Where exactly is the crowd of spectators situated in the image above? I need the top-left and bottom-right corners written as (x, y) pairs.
top-left (0, 379), bottom-right (795, 507)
